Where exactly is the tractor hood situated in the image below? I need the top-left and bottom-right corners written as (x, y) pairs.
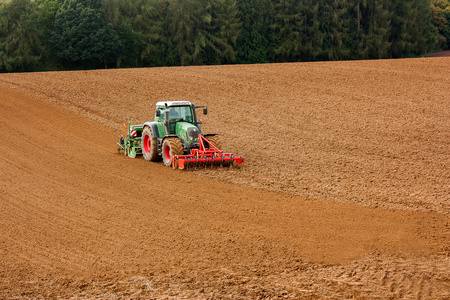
top-left (176, 122), bottom-right (201, 144)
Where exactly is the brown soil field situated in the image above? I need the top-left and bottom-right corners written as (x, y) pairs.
top-left (0, 58), bottom-right (449, 299)
top-left (426, 50), bottom-right (450, 57)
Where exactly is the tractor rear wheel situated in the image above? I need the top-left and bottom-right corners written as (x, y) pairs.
top-left (162, 138), bottom-right (184, 167)
top-left (142, 127), bottom-right (159, 161)
top-left (206, 135), bottom-right (222, 150)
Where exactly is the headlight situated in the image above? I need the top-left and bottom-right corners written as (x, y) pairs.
top-left (187, 127), bottom-right (199, 140)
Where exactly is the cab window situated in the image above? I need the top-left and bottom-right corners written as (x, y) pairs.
top-left (169, 106), bottom-right (193, 123)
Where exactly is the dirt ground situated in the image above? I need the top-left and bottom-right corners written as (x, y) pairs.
top-left (426, 50), bottom-right (450, 57)
top-left (0, 58), bottom-right (449, 299)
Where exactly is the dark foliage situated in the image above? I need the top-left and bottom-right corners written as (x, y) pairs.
top-left (0, 0), bottom-right (446, 72)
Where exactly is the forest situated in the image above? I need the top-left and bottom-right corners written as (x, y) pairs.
top-left (0, 0), bottom-right (449, 72)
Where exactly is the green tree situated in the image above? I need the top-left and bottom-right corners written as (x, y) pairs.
top-left (389, 0), bottom-right (407, 57)
top-left (399, 0), bottom-right (436, 55)
top-left (235, 0), bottom-right (269, 64)
top-left (268, 0), bottom-right (323, 62)
top-left (358, 0), bottom-right (392, 59)
top-left (102, 0), bottom-right (161, 67)
top-left (0, 0), bottom-right (43, 72)
top-left (431, 0), bottom-right (450, 49)
top-left (346, 0), bottom-right (366, 58)
top-left (166, 0), bottom-right (209, 65)
top-left (165, 0), bottom-right (240, 66)
top-left (114, 23), bottom-right (146, 67)
top-left (205, 0), bottom-right (241, 64)
top-left (269, 0), bottom-right (304, 62)
top-left (321, 0), bottom-right (351, 60)
top-left (51, 0), bottom-right (122, 68)
top-left (34, 0), bottom-right (63, 69)
top-left (36, 0), bottom-right (63, 32)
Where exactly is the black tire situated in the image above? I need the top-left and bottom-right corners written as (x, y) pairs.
top-left (162, 138), bottom-right (184, 167)
top-left (205, 135), bottom-right (222, 150)
top-left (142, 127), bottom-right (159, 161)
top-left (118, 136), bottom-right (125, 154)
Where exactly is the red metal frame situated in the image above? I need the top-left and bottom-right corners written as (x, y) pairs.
top-left (172, 135), bottom-right (244, 169)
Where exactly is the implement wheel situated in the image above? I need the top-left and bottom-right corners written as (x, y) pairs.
top-left (142, 127), bottom-right (159, 161)
top-left (162, 138), bottom-right (184, 167)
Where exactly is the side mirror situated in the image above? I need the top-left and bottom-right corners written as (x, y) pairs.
top-left (156, 109), bottom-right (161, 117)
top-left (203, 107), bottom-right (207, 115)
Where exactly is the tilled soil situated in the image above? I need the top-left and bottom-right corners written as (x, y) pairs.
top-left (0, 58), bottom-right (449, 299)
top-left (426, 51), bottom-right (450, 57)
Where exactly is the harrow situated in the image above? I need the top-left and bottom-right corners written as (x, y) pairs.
top-left (172, 134), bottom-right (244, 169)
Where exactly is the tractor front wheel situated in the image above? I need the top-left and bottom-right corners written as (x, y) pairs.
top-left (162, 138), bottom-right (184, 167)
top-left (142, 127), bottom-right (159, 161)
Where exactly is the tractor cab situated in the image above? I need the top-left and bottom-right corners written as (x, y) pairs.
top-left (155, 103), bottom-right (194, 134)
top-left (154, 101), bottom-right (206, 136)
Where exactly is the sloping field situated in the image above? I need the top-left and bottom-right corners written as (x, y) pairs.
top-left (0, 58), bottom-right (449, 298)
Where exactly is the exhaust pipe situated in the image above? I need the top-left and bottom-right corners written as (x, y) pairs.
top-left (164, 107), bottom-right (170, 135)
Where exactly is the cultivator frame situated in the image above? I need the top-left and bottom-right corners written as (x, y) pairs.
top-left (172, 134), bottom-right (244, 169)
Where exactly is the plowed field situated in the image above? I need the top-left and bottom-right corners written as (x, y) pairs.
top-left (0, 58), bottom-right (449, 299)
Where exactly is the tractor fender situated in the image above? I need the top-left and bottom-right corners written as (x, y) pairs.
top-left (162, 134), bottom-right (179, 139)
top-left (143, 122), bottom-right (160, 138)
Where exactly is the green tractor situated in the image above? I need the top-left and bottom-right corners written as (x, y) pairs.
top-left (118, 101), bottom-right (244, 169)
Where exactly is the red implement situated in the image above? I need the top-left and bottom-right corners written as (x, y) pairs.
top-left (172, 135), bottom-right (244, 169)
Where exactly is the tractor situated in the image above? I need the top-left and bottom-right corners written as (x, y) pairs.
top-left (118, 101), bottom-right (244, 169)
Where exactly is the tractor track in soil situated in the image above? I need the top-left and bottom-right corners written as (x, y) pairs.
top-left (0, 58), bottom-right (449, 298)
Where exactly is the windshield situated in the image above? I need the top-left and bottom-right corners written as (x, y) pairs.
top-left (168, 105), bottom-right (194, 123)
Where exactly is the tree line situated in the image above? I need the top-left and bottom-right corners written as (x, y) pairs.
top-left (0, 0), bottom-right (449, 72)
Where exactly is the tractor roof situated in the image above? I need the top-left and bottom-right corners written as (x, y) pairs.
top-left (156, 101), bottom-right (193, 107)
